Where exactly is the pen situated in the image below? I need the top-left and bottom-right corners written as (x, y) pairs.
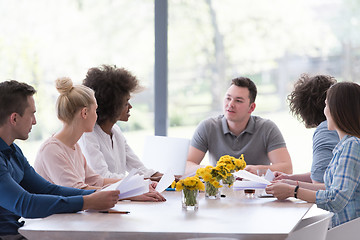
top-left (99, 210), bottom-right (130, 214)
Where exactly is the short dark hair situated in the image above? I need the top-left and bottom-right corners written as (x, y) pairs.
top-left (231, 77), bottom-right (257, 103)
top-left (327, 82), bottom-right (360, 138)
top-left (83, 65), bottom-right (140, 125)
top-left (288, 74), bottom-right (336, 128)
top-left (0, 80), bottom-right (36, 126)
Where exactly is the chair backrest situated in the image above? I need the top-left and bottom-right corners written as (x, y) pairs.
top-left (286, 212), bottom-right (334, 240)
top-left (326, 216), bottom-right (360, 240)
top-left (141, 135), bottom-right (190, 175)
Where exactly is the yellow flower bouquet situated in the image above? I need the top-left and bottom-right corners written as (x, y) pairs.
top-left (172, 176), bottom-right (205, 210)
top-left (196, 154), bottom-right (246, 199)
top-left (217, 154), bottom-right (246, 186)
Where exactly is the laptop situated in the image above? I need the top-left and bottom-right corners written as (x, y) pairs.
top-left (141, 135), bottom-right (190, 175)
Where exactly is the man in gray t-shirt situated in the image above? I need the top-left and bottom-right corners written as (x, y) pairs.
top-left (186, 77), bottom-right (293, 175)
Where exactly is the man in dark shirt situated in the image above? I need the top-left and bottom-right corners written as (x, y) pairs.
top-left (0, 80), bottom-right (120, 239)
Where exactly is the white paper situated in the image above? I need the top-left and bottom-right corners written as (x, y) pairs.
top-left (102, 168), bottom-right (138, 192)
top-left (155, 172), bottom-right (175, 193)
top-left (117, 184), bottom-right (149, 199)
top-left (233, 170), bottom-right (271, 185)
top-left (264, 169), bottom-right (275, 182)
top-left (119, 169), bottom-right (138, 185)
top-left (102, 169), bottom-right (149, 199)
top-left (118, 174), bottom-right (145, 193)
top-left (233, 180), bottom-right (267, 190)
top-left (102, 180), bottom-right (122, 191)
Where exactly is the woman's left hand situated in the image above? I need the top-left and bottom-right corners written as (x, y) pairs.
top-left (265, 182), bottom-right (295, 200)
top-left (150, 181), bottom-right (158, 189)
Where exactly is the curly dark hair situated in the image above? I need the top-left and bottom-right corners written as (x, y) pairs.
top-left (83, 65), bottom-right (141, 125)
top-left (287, 74), bottom-right (337, 128)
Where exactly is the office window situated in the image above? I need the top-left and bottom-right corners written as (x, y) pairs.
top-left (167, 0), bottom-right (360, 171)
top-left (0, 0), bottom-right (154, 162)
top-left (1, 0), bottom-right (359, 173)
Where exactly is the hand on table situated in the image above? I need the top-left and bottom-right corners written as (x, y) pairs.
top-left (128, 191), bottom-right (166, 202)
top-left (124, 183), bottom-right (166, 202)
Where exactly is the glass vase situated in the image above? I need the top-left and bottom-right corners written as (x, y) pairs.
top-left (205, 181), bottom-right (220, 199)
top-left (182, 189), bottom-right (199, 210)
top-left (222, 174), bottom-right (235, 185)
top-left (220, 179), bottom-right (234, 197)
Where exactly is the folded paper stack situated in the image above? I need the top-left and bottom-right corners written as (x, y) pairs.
top-left (102, 169), bottom-right (150, 199)
top-left (232, 169), bottom-right (274, 190)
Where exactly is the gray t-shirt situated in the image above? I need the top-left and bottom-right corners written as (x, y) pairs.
top-left (191, 115), bottom-right (287, 166)
top-left (311, 120), bottom-right (339, 183)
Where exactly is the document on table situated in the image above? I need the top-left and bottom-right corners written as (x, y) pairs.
top-left (233, 169), bottom-right (275, 190)
top-left (102, 169), bottom-right (150, 199)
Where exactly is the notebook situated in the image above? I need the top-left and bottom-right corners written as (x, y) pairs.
top-left (141, 135), bottom-right (190, 175)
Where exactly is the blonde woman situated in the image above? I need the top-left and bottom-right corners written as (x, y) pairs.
top-left (34, 77), bottom-right (165, 202)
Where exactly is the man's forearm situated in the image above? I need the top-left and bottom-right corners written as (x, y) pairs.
top-left (185, 161), bottom-right (202, 175)
top-left (268, 162), bottom-right (293, 174)
top-left (291, 172), bottom-right (312, 182)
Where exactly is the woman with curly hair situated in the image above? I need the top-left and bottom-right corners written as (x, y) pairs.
top-left (274, 74), bottom-right (339, 183)
top-left (34, 76), bottom-right (165, 202)
top-left (267, 81), bottom-right (360, 228)
top-left (79, 65), bottom-right (164, 182)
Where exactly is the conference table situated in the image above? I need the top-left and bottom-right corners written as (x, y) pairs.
top-left (19, 190), bottom-right (315, 240)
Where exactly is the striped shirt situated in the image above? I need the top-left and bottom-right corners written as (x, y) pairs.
top-left (316, 135), bottom-right (360, 228)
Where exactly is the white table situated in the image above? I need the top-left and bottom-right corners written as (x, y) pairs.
top-left (19, 190), bottom-right (313, 240)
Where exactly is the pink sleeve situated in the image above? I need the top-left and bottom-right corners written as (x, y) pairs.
top-left (35, 141), bottom-right (103, 189)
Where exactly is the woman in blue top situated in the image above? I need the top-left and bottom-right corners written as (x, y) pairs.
top-left (274, 74), bottom-right (339, 183)
top-left (266, 82), bottom-right (360, 228)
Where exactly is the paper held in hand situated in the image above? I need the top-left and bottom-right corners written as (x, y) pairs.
top-left (102, 169), bottom-right (150, 199)
top-left (232, 169), bottom-right (275, 190)
top-left (155, 171), bottom-right (175, 193)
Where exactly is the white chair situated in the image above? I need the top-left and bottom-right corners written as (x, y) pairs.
top-left (326, 217), bottom-right (360, 240)
top-left (141, 135), bottom-right (190, 175)
top-left (286, 212), bottom-right (334, 240)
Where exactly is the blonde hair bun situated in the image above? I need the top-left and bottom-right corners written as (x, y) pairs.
top-left (56, 77), bottom-right (73, 95)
